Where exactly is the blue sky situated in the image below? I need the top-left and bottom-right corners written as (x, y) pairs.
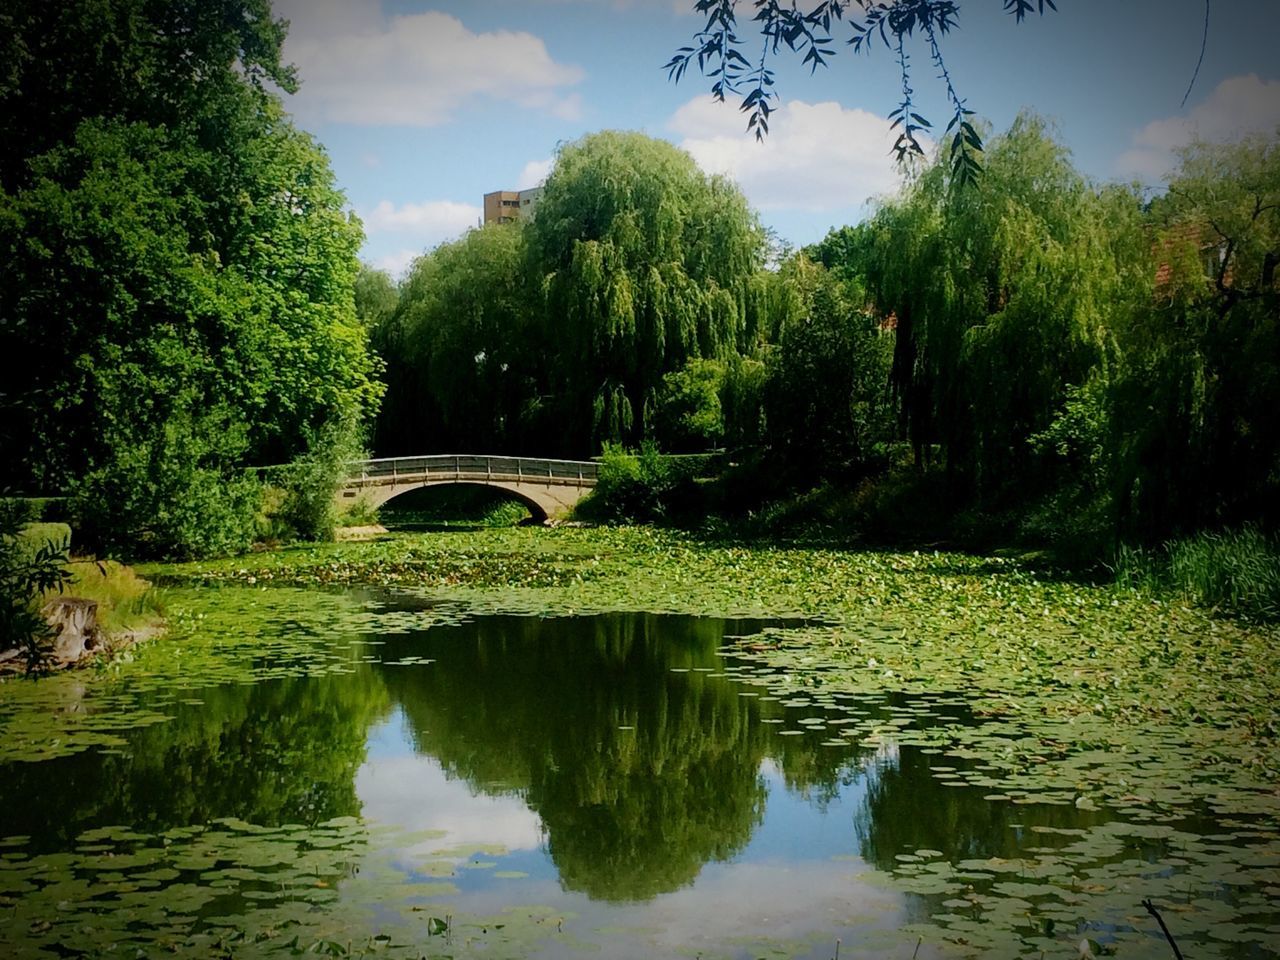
top-left (271, 0), bottom-right (1280, 276)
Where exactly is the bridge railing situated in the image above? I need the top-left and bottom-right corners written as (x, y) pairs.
top-left (347, 455), bottom-right (599, 485)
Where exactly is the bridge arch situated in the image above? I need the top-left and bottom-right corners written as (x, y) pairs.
top-left (372, 480), bottom-right (558, 523)
top-left (337, 455), bottom-right (598, 523)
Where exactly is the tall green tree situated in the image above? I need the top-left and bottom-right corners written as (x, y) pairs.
top-left (0, 0), bottom-right (381, 557)
top-left (860, 114), bottom-right (1148, 500)
top-left (763, 255), bottom-right (894, 479)
top-left (373, 224), bottom-right (536, 455)
top-left (1109, 134), bottom-right (1280, 538)
top-left (354, 265), bottom-right (399, 328)
top-left (525, 131), bottom-right (764, 452)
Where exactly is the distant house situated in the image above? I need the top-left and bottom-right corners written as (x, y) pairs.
top-left (1153, 222), bottom-right (1230, 291)
top-left (482, 187), bottom-right (543, 226)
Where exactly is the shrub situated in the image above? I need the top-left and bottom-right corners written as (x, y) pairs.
top-left (340, 494), bottom-right (381, 528)
top-left (274, 417), bottom-right (366, 543)
top-left (1, 497), bottom-right (72, 671)
top-left (654, 359), bottom-right (725, 453)
top-left (70, 410), bottom-right (260, 561)
top-left (579, 442), bottom-right (674, 523)
top-left (73, 452), bottom-right (259, 561)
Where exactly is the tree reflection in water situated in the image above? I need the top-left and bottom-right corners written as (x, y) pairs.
top-left (377, 614), bottom-right (785, 902)
top-left (0, 671), bottom-right (392, 851)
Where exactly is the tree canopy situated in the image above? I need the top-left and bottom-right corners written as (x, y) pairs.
top-left (528, 131), bottom-right (765, 449)
top-left (0, 0), bottom-right (381, 557)
top-left (374, 131), bottom-right (764, 458)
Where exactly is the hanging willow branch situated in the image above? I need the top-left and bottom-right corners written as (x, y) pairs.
top-left (665, 1), bottom-right (1057, 184)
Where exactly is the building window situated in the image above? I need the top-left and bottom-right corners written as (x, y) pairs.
top-left (1200, 244), bottom-right (1226, 279)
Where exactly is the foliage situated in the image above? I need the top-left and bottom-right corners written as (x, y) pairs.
top-left (1108, 134), bottom-right (1280, 540)
top-left (70, 406), bottom-right (261, 561)
top-left (373, 224), bottom-right (533, 455)
top-left (0, 0), bottom-right (382, 557)
top-left (339, 494), bottom-right (382, 528)
top-left (274, 418), bottom-right (367, 544)
top-left (0, 497), bottom-right (72, 670)
top-left (374, 133), bottom-right (763, 458)
top-left (526, 131), bottom-right (764, 451)
top-left (857, 114), bottom-right (1149, 501)
top-left (718, 354), bottom-right (769, 452)
top-left (654, 358), bottom-right (726, 452)
top-left (581, 442), bottom-right (676, 523)
top-left (762, 254), bottom-right (894, 479)
top-left (353, 265), bottom-right (399, 328)
top-left (665, 0), bottom-right (1058, 185)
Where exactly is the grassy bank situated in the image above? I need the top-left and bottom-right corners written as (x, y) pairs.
top-left (49, 560), bottom-right (165, 637)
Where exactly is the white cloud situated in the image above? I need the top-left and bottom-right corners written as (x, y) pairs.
top-left (371, 249), bottom-right (421, 279)
top-left (275, 0), bottom-right (584, 127)
top-left (359, 152), bottom-right (381, 169)
top-left (668, 96), bottom-right (911, 213)
top-left (516, 158), bottom-right (554, 190)
top-left (1117, 74), bottom-right (1280, 181)
top-left (356, 750), bottom-right (544, 858)
top-left (362, 199), bottom-right (481, 236)
top-left (361, 198), bottom-right (481, 276)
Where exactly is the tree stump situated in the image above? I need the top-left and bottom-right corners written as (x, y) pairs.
top-left (41, 598), bottom-right (100, 663)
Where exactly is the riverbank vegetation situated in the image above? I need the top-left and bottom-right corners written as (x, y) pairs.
top-left (2, 1), bottom-right (381, 562)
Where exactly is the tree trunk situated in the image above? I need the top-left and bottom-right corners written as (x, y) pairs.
top-left (42, 598), bottom-right (99, 663)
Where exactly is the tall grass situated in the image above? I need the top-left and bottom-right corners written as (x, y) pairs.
top-left (1113, 526), bottom-right (1280, 620)
top-left (44, 560), bottom-right (165, 634)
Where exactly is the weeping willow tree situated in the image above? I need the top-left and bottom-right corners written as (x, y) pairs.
top-left (372, 224), bottom-right (538, 454)
top-left (862, 113), bottom-right (1149, 500)
top-left (525, 131), bottom-right (764, 451)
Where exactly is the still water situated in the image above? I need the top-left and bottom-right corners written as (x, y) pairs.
top-left (1, 600), bottom-right (1275, 958)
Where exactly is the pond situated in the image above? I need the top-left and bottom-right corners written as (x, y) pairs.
top-left (1, 588), bottom-right (1277, 958)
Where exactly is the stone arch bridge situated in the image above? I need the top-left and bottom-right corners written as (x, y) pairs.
top-left (338, 455), bottom-right (599, 522)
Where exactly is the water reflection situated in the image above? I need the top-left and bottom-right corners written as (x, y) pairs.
top-left (375, 614), bottom-right (782, 901)
top-left (2, 672), bottom-right (389, 850)
top-left (856, 744), bottom-right (1109, 870)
